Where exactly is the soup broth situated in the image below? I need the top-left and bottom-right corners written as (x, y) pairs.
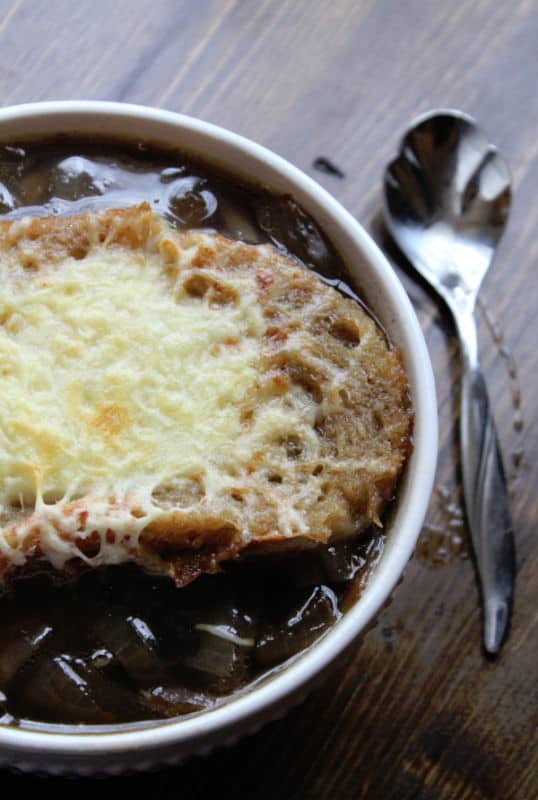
top-left (0, 138), bottom-right (388, 728)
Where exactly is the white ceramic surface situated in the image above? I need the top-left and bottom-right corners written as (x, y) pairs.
top-left (0, 101), bottom-right (437, 775)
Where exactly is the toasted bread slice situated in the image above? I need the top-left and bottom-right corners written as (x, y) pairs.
top-left (0, 204), bottom-right (412, 586)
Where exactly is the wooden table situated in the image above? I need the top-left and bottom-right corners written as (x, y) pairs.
top-left (1, 1), bottom-right (536, 796)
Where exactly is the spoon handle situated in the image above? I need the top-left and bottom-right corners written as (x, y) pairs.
top-left (457, 316), bottom-right (516, 655)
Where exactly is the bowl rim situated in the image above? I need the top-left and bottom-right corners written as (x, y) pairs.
top-left (0, 100), bottom-right (437, 761)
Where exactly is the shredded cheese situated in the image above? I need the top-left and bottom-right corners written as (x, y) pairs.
top-left (0, 246), bottom-right (267, 511)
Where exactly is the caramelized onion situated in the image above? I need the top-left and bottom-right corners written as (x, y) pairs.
top-left (0, 624), bottom-right (53, 690)
top-left (255, 586), bottom-right (340, 668)
top-left (140, 685), bottom-right (214, 717)
top-left (94, 611), bottom-right (163, 684)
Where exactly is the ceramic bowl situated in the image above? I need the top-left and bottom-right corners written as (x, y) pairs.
top-left (0, 101), bottom-right (437, 775)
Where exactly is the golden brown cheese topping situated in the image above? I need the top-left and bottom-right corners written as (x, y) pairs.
top-left (0, 204), bottom-right (412, 586)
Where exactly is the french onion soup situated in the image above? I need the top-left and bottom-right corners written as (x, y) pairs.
top-left (0, 140), bottom-right (412, 727)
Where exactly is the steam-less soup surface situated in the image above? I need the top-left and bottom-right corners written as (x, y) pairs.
top-left (0, 139), bottom-right (401, 728)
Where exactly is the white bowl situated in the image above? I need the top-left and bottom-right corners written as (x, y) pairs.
top-left (0, 101), bottom-right (437, 775)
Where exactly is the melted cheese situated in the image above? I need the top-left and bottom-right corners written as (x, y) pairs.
top-left (0, 208), bottom-right (403, 581)
top-left (0, 243), bottom-right (270, 519)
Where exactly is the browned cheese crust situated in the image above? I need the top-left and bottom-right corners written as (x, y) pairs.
top-left (0, 204), bottom-right (413, 586)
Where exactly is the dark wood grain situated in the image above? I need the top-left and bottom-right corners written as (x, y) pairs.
top-left (0, 0), bottom-right (537, 797)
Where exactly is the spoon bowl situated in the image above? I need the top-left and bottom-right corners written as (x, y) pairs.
top-left (385, 110), bottom-right (511, 311)
top-left (384, 109), bottom-right (515, 655)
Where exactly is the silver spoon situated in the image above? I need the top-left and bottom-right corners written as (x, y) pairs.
top-left (383, 109), bottom-right (515, 655)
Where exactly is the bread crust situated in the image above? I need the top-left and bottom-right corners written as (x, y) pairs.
top-left (0, 204), bottom-right (412, 585)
